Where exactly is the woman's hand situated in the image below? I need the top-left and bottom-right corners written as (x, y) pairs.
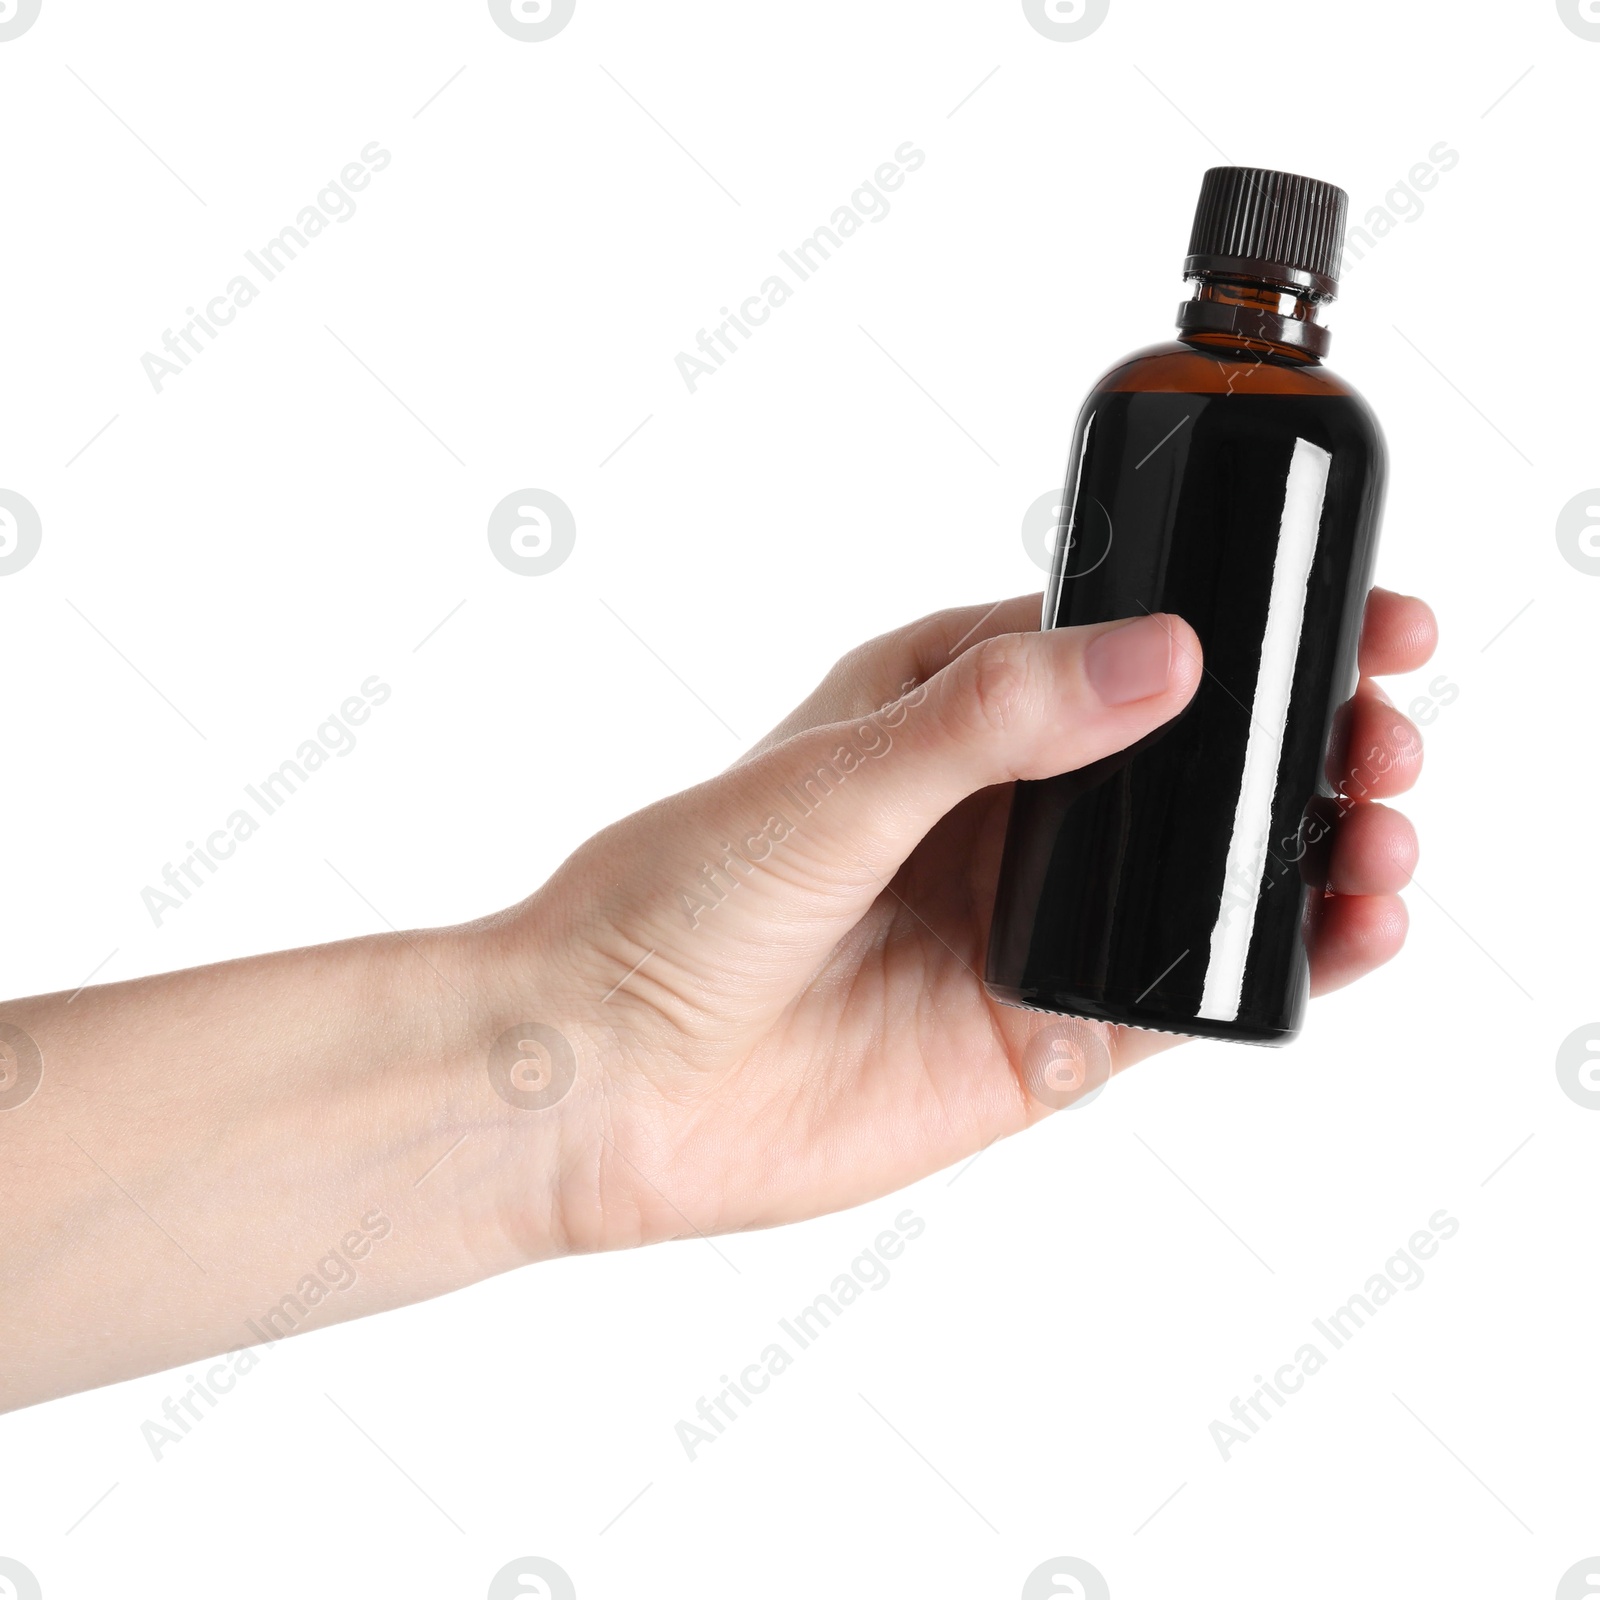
top-left (487, 588), bottom-right (1436, 1262)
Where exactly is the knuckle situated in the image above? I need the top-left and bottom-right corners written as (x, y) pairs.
top-left (903, 612), bottom-right (952, 672)
top-left (919, 604), bottom-right (970, 651)
top-left (827, 623), bottom-right (907, 695)
top-left (961, 634), bottom-right (1032, 734)
top-left (825, 641), bottom-right (868, 689)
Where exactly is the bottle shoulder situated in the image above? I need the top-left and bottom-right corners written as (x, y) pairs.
top-left (1088, 339), bottom-right (1368, 402)
top-left (1077, 339), bottom-right (1386, 463)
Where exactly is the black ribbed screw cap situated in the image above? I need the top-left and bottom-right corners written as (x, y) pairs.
top-left (1183, 167), bottom-right (1348, 300)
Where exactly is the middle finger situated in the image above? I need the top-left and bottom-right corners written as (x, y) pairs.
top-left (1326, 680), bottom-right (1424, 801)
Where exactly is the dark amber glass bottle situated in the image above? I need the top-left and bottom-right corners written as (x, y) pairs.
top-left (985, 168), bottom-right (1386, 1044)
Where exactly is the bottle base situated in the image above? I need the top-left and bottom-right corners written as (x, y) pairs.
top-left (984, 982), bottom-right (1299, 1047)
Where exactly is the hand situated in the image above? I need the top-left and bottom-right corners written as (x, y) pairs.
top-left (490, 588), bottom-right (1436, 1259)
top-left (0, 588), bottom-right (1434, 1408)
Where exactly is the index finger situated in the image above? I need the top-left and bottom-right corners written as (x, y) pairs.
top-left (1358, 588), bottom-right (1437, 677)
top-left (737, 592), bottom-right (1044, 765)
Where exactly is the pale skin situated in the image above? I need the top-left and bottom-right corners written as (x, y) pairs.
top-left (0, 588), bottom-right (1436, 1411)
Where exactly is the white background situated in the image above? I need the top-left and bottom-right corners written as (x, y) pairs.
top-left (1, 1), bottom-right (1596, 1596)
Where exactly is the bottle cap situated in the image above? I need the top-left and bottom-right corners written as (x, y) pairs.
top-left (1183, 167), bottom-right (1348, 301)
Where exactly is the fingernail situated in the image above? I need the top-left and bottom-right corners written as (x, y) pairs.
top-left (1084, 616), bottom-right (1174, 705)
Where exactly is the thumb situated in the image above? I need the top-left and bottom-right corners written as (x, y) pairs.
top-left (677, 612), bottom-right (1202, 945)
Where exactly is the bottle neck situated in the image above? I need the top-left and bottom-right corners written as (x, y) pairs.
top-left (1176, 276), bottom-right (1331, 363)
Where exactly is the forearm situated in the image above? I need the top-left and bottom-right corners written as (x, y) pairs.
top-left (0, 922), bottom-right (560, 1412)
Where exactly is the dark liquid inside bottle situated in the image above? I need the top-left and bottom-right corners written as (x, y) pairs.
top-left (985, 348), bottom-right (1385, 1042)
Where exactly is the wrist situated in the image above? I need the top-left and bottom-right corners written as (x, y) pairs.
top-left (448, 905), bottom-right (609, 1269)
